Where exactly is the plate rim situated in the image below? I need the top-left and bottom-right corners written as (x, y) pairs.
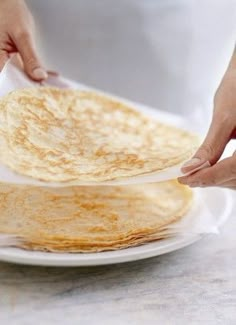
top-left (0, 80), bottom-right (233, 266)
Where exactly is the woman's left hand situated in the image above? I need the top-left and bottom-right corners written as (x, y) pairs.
top-left (178, 54), bottom-right (236, 189)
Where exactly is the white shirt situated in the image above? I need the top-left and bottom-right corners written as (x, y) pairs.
top-left (27, 0), bottom-right (236, 130)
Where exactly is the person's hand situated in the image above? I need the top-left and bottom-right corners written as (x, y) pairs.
top-left (0, 0), bottom-right (47, 80)
top-left (179, 54), bottom-right (236, 189)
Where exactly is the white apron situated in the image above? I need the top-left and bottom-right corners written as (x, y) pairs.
top-left (27, 0), bottom-right (236, 131)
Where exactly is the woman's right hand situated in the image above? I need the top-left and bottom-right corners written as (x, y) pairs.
top-left (0, 0), bottom-right (47, 80)
top-left (179, 53), bottom-right (236, 189)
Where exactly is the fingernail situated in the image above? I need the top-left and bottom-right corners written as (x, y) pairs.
top-left (182, 157), bottom-right (202, 169)
top-left (32, 68), bottom-right (48, 80)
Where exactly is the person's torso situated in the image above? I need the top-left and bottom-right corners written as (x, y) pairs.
top-left (27, 0), bottom-right (236, 126)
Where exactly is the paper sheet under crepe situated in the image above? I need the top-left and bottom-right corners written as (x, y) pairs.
top-left (0, 185), bottom-right (225, 251)
top-left (0, 58), bottom-right (229, 246)
top-left (0, 186), bottom-right (230, 250)
top-left (0, 57), bottom-right (206, 187)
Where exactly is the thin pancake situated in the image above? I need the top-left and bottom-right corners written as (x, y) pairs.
top-left (0, 181), bottom-right (193, 252)
top-left (0, 87), bottom-right (199, 183)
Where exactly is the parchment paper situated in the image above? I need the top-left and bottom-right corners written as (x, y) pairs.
top-left (0, 56), bottom-right (208, 187)
top-left (0, 56), bottom-right (227, 246)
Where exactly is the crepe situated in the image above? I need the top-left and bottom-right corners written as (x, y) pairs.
top-left (0, 180), bottom-right (193, 252)
top-left (0, 87), bottom-right (199, 183)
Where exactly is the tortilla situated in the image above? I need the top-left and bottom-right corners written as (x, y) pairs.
top-left (0, 180), bottom-right (192, 252)
top-left (0, 87), bottom-right (199, 183)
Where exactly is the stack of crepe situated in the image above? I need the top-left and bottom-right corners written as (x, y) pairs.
top-left (0, 88), bottom-right (198, 252)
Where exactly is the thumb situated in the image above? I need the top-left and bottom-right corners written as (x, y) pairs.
top-left (181, 113), bottom-right (234, 173)
top-left (13, 31), bottom-right (47, 81)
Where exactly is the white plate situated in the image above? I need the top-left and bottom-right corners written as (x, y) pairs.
top-left (0, 74), bottom-right (233, 266)
top-left (0, 187), bottom-right (233, 267)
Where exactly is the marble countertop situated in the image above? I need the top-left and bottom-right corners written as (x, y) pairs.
top-left (0, 193), bottom-right (235, 325)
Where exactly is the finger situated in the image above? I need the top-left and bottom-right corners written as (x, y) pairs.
top-left (0, 50), bottom-right (9, 70)
top-left (181, 113), bottom-right (234, 173)
top-left (12, 31), bottom-right (47, 81)
top-left (179, 155), bottom-right (236, 187)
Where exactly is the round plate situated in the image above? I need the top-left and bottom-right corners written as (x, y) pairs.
top-left (0, 77), bottom-right (233, 266)
top-left (0, 187), bottom-right (233, 267)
